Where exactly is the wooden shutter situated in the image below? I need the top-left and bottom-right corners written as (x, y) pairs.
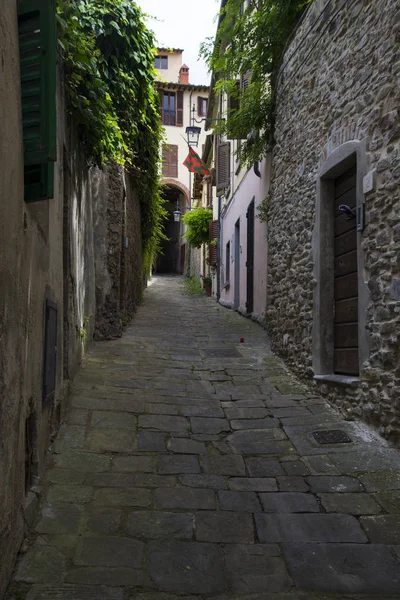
top-left (18, 0), bottom-right (57, 166)
top-left (193, 172), bottom-right (202, 199)
top-left (24, 163), bottom-right (54, 202)
top-left (162, 144), bottom-right (169, 176)
top-left (217, 142), bottom-right (230, 190)
top-left (176, 91), bottom-right (184, 126)
top-left (206, 180), bottom-right (212, 207)
top-left (162, 144), bottom-right (178, 177)
top-left (158, 90), bottom-right (163, 120)
top-left (227, 81), bottom-right (240, 140)
top-left (240, 70), bottom-right (252, 91)
top-left (209, 220), bottom-right (219, 266)
top-left (170, 145), bottom-right (178, 177)
top-left (198, 96), bottom-right (207, 117)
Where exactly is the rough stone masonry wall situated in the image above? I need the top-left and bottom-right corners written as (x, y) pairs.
top-left (268, 0), bottom-right (400, 441)
top-left (122, 170), bottom-right (143, 315)
top-left (93, 163), bottom-right (143, 339)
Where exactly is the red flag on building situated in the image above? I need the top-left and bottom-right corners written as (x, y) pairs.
top-left (183, 147), bottom-right (210, 177)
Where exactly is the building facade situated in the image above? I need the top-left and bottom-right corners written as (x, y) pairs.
top-left (154, 48), bottom-right (209, 275)
top-left (267, 0), bottom-right (400, 441)
top-left (203, 78), bottom-right (270, 323)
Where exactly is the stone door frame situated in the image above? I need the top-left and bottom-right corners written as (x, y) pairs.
top-left (312, 139), bottom-right (370, 385)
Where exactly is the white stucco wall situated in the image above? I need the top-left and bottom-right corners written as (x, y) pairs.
top-left (162, 88), bottom-right (209, 202)
top-left (155, 51), bottom-right (182, 83)
top-left (219, 156), bottom-right (270, 321)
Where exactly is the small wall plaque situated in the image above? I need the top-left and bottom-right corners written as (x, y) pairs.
top-left (363, 170), bottom-right (376, 195)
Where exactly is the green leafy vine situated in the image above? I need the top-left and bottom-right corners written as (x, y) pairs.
top-left (182, 208), bottom-right (213, 248)
top-left (56, 0), bottom-right (167, 273)
top-left (200, 0), bottom-right (312, 166)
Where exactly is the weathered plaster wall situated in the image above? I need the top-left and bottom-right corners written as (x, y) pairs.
top-left (63, 135), bottom-right (97, 381)
top-left (268, 0), bottom-right (400, 441)
top-left (0, 22), bottom-right (144, 594)
top-left (0, 4), bottom-right (27, 594)
top-left (0, 4), bottom-right (65, 594)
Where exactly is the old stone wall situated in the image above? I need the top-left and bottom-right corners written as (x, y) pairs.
top-left (93, 164), bottom-right (143, 339)
top-left (123, 171), bottom-right (144, 313)
top-left (268, 0), bottom-right (400, 441)
top-left (93, 163), bottom-right (124, 339)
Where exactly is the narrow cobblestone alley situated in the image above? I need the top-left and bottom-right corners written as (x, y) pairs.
top-left (8, 276), bottom-right (400, 600)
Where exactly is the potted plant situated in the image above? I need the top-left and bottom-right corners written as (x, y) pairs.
top-left (202, 276), bottom-right (212, 296)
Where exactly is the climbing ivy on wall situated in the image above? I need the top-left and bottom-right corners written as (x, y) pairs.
top-left (57, 0), bottom-right (166, 273)
top-left (200, 0), bottom-right (312, 166)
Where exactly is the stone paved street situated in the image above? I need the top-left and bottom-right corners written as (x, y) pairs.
top-left (8, 276), bottom-right (400, 599)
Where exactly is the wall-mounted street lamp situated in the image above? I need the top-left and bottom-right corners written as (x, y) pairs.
top-left (185, 104), bottom-right (224, 147)
top-left (173, 200), bottom-right (181, 222)
top-left (185, 125), bottom-right (202, 147)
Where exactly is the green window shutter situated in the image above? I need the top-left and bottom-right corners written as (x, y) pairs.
top-left (18, 0), bottom-right (57, 166)
top-left (24, 163), bottom-right (54, 203)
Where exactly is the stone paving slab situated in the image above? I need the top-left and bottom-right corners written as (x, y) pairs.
top-left (7, 275), bottom-right (400, 598)
top-left (255, 513), bottom-right (368, 543)
top-left (284, 543), bottom-right (400, 594)
top-left (25, 586), bottom-right (125, 600)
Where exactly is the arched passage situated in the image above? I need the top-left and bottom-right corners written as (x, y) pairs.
top-left (160, 179), bottom-right (190, 207)
top-left (155, 183), bottom-right (188, 274)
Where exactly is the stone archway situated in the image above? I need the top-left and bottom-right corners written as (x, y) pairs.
top-left (161, 179), bottom-right (190, 208)
top-left (156, 183), bottom-right (188, 274)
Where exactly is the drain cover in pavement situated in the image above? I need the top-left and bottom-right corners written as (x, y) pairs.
top-left (312, 429), bottom-right (352, 445)
top-left (202, 348), bottom-right (242, 358)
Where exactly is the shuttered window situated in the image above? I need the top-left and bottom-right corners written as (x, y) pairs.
top-left (24, 163), bottom-right (55, 203)
top-left (162, 144), bottom-right (178, 178)
top-left (240, 70), bottom-right (252, 91)
top-left (209, 220), bottom-right (219, 266)
top-left (198, 97), bottom-right (208, 117)
top-left (192, 172), bottom-right (203, 200)
top-left (154, 55), bottom-right (168, 69)
top-left (216, 142), bottom-right (231, 190)
top-left (227, 81), bottom-right (240, 140)
top-left (176, 91), bottom-right (184, 127)
top-left (227, 80), bottom-right (248, 140)
top-left (161, 91), bottom-right (183, 127)
top-left (18, 0), bottom-right (57, 202)
top-left (206, 180), bottom-right (212, 207)
top-left (162, 92), bottom-right (176, 125)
